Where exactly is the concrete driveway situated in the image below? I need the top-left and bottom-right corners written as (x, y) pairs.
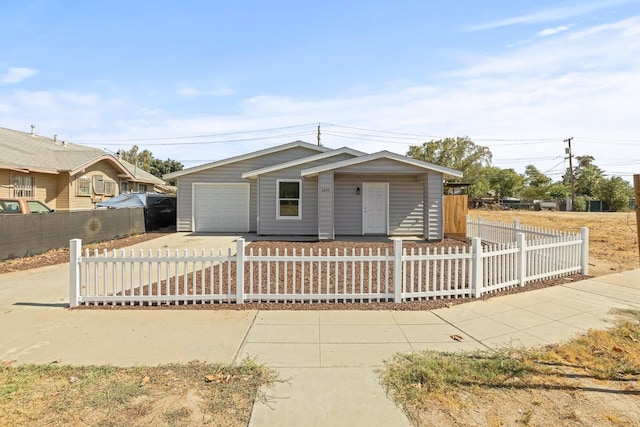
top-left (1, 232), bottom-right (639, 426)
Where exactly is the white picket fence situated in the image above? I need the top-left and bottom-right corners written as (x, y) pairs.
top-left (69, 219), bottom-right (589, 306)
top-left (466, 216), bottom-right (574, 243)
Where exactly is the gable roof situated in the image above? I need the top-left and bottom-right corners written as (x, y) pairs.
top-left (119, 159), bottom-right (166, 185)
top-left (301, 150), bottom-right (464, 179)
top-left (0, 126), bottom-right (170, 184)
top-left (0, 126), bottom-right (113, 174)
top-left (163, 140), bottom-right (329, 180)
top-left (241, 147), bottom-right (365, 179)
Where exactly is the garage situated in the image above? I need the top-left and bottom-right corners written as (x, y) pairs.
top-left (193, 183), bottom-right (249, 232)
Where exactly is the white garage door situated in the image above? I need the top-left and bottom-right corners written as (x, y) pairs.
top-left (193, 184), bottom-right (249, 232)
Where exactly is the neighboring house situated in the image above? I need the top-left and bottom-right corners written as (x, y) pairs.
top-left (164, 141), bottom-right (462, 240)
top-left (0, 126), bottom-right (168, 211)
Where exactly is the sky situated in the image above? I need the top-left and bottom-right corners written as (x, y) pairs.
top-left (1, 0), bottom-right (639, 181)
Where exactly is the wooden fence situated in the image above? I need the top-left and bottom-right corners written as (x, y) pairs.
top-left (70, 221), bottom-right (588, 306)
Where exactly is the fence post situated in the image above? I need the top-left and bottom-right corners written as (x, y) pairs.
top-left (471, 237), bottom-right (482, 298)
top-left (516, 233), bottom-right (526, 286)
top-left (580, 227), bottom-right (589, 275)
top-left (69, 239), bottom-right (81, 308)
top-left (477, 216), bottom-right (483, 240)
top-left (236, 238), bottom-right (245, 304)
top-left (393, 239), bottom-right (403, 303)
top-left (466, 214), bottom-right (470, 238)
top-left (513, 219), bottom-right (520, 242)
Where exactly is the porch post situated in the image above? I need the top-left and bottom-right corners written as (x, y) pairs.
top-left (318, 172), bottom-right (335, 241)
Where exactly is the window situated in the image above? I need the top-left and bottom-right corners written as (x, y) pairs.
top-left (277, 179), bottom-right (301, 219)
top-left (0, 200), bottom-right (21, 213)
top-left (77, 177), bottom-right (92, 196)
top-left (120, 180), bottom-right (129, 194)
top-left (26, 200), bottom-right (52, 213)
top-left (104, 181), bottom-right (116, 196)
top-left (137, 184), bottom-right (147, 193)
top-left (13, 174), bottom-right (35, 198)
top-left (93, 175), bottom-right (105, 195)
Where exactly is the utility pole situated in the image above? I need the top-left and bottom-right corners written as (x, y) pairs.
top-left (317, 123), bottom-right (322, 146)
top-left (634, 174), bottom-right (640, 263)
top-left (565, 137), bottom-right (575, 210)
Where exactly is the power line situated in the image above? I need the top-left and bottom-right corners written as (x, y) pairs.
top-left (80, 131), bottom-right (316, 146)
top-left (73, 123), bottom-right (318, 143)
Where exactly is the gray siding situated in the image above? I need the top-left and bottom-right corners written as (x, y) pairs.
top-left (334, 174), bottom-right (424, 236)
top-left (175, 146), bottom-right (319, 231)
top-left (258, 174), bottom-right (318, 235)
top-left (334, 176), bottom-right (362, 235)
top-left (336, 158), bottom-right (427, 174)
top-left (425, 172), bottom-right (444, 240)
top-left (258, 153), bottom-right (355, 235)
top-left (389, 181), bottom-right (424, 236)
top-left (317, 172), bottom-right (334, 240)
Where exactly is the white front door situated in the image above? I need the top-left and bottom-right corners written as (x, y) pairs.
top-left (363, 182), bottom-right (388, 234)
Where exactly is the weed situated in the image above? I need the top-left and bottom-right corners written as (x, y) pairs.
top-left (0, 358), bottom-right (277, 427)
top-left (520, 408), bottom-right (534, 425)
top-left (380, 310), bottom-right (640, 426)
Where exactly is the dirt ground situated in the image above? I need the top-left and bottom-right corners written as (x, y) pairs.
top-left (470, 209), bottom-right (640, 276)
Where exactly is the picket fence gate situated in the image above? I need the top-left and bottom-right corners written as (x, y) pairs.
top-left (69, 220), bottom-right (589, 307)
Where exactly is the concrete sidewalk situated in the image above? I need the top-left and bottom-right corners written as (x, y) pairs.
top-left (1, 232), bottom-right (639, 426)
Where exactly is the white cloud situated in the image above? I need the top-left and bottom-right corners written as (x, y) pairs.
top-left (177, 84), bottom-right (234, 97)
top-left (1, 67), bottom-right (38, 84)
top-left (537, 25), bottom-right (572, 37)
top-left (467, 0), bottom-right (634, 31)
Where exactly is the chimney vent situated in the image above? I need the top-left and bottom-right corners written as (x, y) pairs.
top-left (53, 134), bottom-right (58, 142)
top-left (30, 125), bottom-right (36, 135)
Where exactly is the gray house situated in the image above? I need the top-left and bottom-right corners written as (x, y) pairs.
top-left (164, 141), bottom-right (462, 241)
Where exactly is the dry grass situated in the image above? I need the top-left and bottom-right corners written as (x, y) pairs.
top-left (380, 310), bottom-right (640, 426)
top-left (470, 209), bottom-right (640, 276)
top-left (0, 359), bottom-right (277, 427)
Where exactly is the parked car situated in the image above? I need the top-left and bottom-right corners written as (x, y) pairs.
top-left (0, 198), bottom-right (54, 214)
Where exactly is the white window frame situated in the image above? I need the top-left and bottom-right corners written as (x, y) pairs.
top-left (276, 179), bottom-right (302, 220)
top-left (77, 177), bottom-right (92, 197)
top-left (13, 174), bottom-right (35, 198)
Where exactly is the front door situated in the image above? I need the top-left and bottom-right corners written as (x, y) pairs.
top-left (363, 182), bottom-right (388, 234)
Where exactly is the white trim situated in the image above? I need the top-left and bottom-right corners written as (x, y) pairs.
top-left (301, 150), bottom-right (463, 179)
top-left (256, 176), bottom-right (261, 234)
top-left (165, 141), bottom-right (329, 180)
top-left (276, 179), bottom-right (302, 220)
top-left (191, 182), bottom-right (250, 232)
top-left (241, 147), bottom-right (365, 179)
top-left (362, 182), bottom-right (389, 235)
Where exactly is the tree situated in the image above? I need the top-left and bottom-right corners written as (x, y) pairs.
top-left (119, 145), bottom-right (154, 172)
top-left (485, 167), bottom-right (524, 198)
top-left (564, 155), bottom-right (604, 198)
top-left (547, 183), bottom-right (570, 199)
top-left (595, 176), bottom-right (633, 211)
top-left (118, 145), bottom-right (183, 183)
top-left (521, 165), bottom-right (553, 200)
top-left (407, 137), bottom-right (492, 196)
